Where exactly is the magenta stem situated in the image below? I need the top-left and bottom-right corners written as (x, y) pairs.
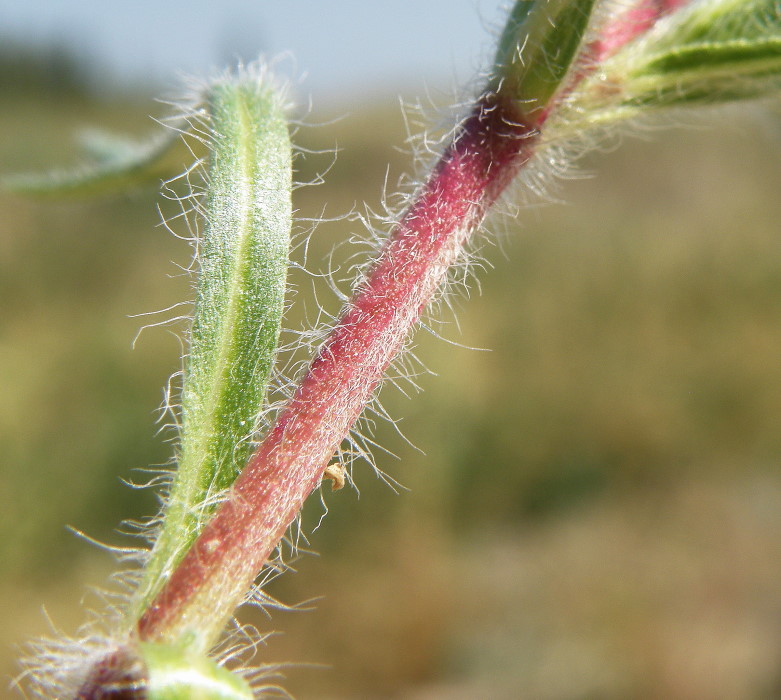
top-left (590, 0), bottom-right (688, 62)
top-left (138, 95), bottom-right (539, 645)
top-left (137, 0), bottom-right (690, 647)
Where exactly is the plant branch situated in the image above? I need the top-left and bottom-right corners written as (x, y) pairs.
top-left (136, 0), bottom-right (691, 651)
top-left (137, 92), bottom-right (541, 648)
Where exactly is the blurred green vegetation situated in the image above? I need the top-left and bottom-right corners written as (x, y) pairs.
top-left (2, 51), bottom-right (781, 699)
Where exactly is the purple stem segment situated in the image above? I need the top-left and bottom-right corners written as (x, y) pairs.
top-left (590, 0), bottom-right (688, 61)
top-left (138, 94), bottom-right (540, 645)
top-left (137, 0), bottom-right (694, 647)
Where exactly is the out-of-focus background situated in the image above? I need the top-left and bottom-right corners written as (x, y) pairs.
top-left (2, 2), bottom-right (781, 699)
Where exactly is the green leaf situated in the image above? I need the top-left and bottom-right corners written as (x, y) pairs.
top-left (550, 0), bottom-right (781, 138)
top-left (490, 0), bottom-right (600, 117)
top-left (134, 66), bottom-right (293, 625)
top-left (625, 32), bottom-right (781, 109)
top-left (2, 126), bottom-right (189, 197)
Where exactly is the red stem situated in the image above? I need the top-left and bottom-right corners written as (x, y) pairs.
top-left (138, 94), bottom-right (539, 643)
top-left (591, 0), bottom-right (687, 62)
top-left (137, 0), bottom-right (690, 646)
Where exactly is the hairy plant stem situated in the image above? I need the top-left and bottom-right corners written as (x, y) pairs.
top-left (137, 93), bottom-right (541, 649)
top-left (136, 0), bottom-right (707, 652)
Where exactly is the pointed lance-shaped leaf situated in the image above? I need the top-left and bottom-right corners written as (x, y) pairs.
top-left (134, 65), bottom-right (293, 622)
top-left (2, 126), bottom-right (189, 197)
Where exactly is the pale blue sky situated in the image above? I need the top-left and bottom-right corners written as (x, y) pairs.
top-left (0, 1), bottom-right (510, 103)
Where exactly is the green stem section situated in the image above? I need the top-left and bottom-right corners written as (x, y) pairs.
top-left (132, 70), bottom-right (292, 623)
